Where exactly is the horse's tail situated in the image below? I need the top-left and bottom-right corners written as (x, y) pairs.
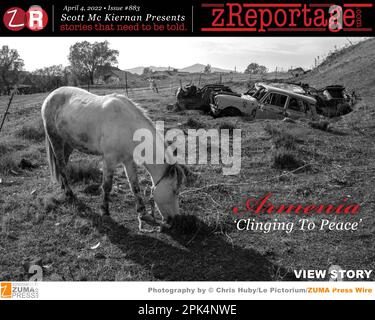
top-left (45, 135), bottom-right (61, 184)
top-left (41, 89), bottom-right (61, 185)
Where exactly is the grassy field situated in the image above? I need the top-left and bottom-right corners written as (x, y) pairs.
top-left (0, 41), bottom-right (374, 281)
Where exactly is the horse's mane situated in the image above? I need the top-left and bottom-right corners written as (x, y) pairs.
top-left (113, 93), bottom-right (154, 125)
top-left (113, 92), bottom-right (186, 187)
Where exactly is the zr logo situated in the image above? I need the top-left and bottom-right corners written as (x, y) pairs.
top-left (3, 6), bottom-right (48, 31)
top-left (3, 7), bottom-right (25, 31)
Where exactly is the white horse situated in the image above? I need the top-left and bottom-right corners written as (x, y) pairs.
top-left (41, 86), bottom-right (185, 232)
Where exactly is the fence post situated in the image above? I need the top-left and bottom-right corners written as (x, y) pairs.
top-left (125, 72), bottom-right (129, 96)
top-left (0, 88), bottom-right (17, 133)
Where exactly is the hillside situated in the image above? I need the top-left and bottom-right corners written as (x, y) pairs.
top-left (299, 38), bottom-right (375, 98)
top-left (126, 63), bottom-right (234, 74)
top-left (179, 63), bottom-right (233, 73)
top-left (125, 66), bottom-right (175, 74)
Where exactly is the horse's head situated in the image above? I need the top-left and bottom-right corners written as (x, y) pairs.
top-left (152, 164), bottom-right (185, 224)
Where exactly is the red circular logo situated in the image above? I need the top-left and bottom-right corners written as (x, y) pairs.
top-left (26, 6), bottom-right (48, 31)
top-left (3, 7), bottom-right (26, 31)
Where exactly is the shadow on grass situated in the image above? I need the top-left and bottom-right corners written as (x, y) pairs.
top-left (75, 201), bottom-right (296, 281)
top-left (326, 129), bottom-right (351, 136)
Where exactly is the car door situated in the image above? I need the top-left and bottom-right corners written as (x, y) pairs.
top-left (287, 98), bottom-right (318, 120)
top-left (257, 92), bottom-right (289, 119)
top-left (286, 97), bottom-right (307, 119)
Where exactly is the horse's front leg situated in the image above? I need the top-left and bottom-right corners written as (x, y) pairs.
top-left (123, 160), bottom-right (158, 232)
top-left (100, 157), bottom-right (115, 216)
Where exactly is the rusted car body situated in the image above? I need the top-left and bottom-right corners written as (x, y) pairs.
top-left (210, 84), bottom-right (319, 120)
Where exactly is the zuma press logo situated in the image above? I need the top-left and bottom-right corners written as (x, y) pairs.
top-left (1, 282), bottom-right (12, 299)
top-left (0, 282), bottom-right (39, 299)
top-left (3, 5), bottom-right (48, 31)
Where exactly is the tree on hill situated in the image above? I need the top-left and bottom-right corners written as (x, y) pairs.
top-left (68, 40), bottom-right (119, 85)
top-left (244, 63), bottom-right (268, 75)
top-left (142, 67), bottom-right (152, 75)
top-left (0, 45), bottom-right (24, 92)
top-left (204, 64), bottom-right (212, 74)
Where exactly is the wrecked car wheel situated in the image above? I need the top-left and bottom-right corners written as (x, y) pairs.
top-left (221, 107), bottom-right (242, 117)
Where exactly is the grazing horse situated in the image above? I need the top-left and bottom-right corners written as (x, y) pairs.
top-left (41, 86), bottom-right (185, 232)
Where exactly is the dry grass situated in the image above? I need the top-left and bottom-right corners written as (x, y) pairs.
top-left (16, 119), bottom-right (45, 142)
top-left (0, 153), bottom-right (19, 174)
top-left (0, 142), bottom-right (14, 155)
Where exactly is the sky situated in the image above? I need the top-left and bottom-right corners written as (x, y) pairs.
top-left (0, 37), bottom-right (367, 72)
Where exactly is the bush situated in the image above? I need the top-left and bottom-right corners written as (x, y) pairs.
top-left (265, 124), bottom-right (303, 150)
top-left (185, 117), bottom-right (205, 129)
top-left (273, 149), bottom-right (304, 170)
top-left (264, 123), bottom-right (306, 170)
top-left (274, 132), bottom-right (299, 150)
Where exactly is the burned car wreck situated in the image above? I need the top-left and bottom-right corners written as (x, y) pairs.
top-left (175, 84), bottom-right (234, 112)
top-left (175, 81), bottom-right (355, 120)
top-left (304, 85), bottom-right (355, 117)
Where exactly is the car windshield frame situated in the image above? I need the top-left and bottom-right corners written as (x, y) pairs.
top-left (262, 91), bottom-right (289, 109)
top-left (252, 87), bottom-right (268, 100)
